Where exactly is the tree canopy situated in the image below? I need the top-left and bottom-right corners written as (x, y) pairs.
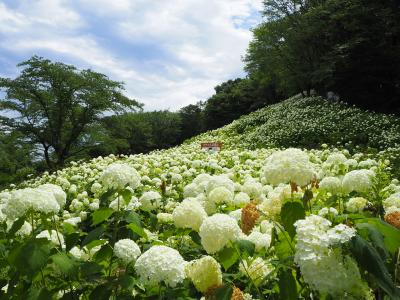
top-left (0, 56), bottom-right (142, 168)
top-left (245, 0), bottom-right (400, 111)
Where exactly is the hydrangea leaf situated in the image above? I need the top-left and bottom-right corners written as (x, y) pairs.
top-left (280, 201), bottom-right (305, 239)
top-left (278, 268), bottom-right (298, 300)
top-left (91, 208), bottom-right (114, 226)
top-left (217, 246), bottom-right (239, 271)
top-left (350, 235), bottom-right (400, 298)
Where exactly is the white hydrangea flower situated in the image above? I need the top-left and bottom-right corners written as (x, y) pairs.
top-left (172, 198), bottom-right (207, 231)
top-left (242, 180), bottom-right (263, 199)
top-left (318, 207), bottom-right (338, 217)
top-left (208, 186), bottom-right (234, 205)
top-left (3, 188), bottom-right (60, 220)
top-left (139, 191), bottom-right (162, 211)
top-left (185, 256), bottom-right (222, 293)
top-left (263, 148), bottom-right (315, 186)
top-left (294, 215), bottom-right (369, 298)
top-left (245, 231), bottom-right (271, 251)
top-left (114, 239), bottom-right (141, 264)
top-left (383, 193), bottom-right (400, 210)
top-left (157, 212), bottom-right (173, 223)
top-left (134, 245), bottom-right (186, 287)
top-left (319, 177), bottom-right (342, 194)
top-left (37, 184), bottom-right (67, 208)
top-left (346, 197), bottom-right (368, 213)
top-left (233, 192), bottom-right (251, 207)
top-left (205, 175), bottom-right (235, 195)
top-left (199, 214), bottom-right (241, 254)
top-left (36, 230), bottom-right (65, 249)
top-left (99, 163), bottom-right (141, 190)
top-left (342, 169), bottom-right (374, 194)
top-left (69, 246), bottom-right (89, 261)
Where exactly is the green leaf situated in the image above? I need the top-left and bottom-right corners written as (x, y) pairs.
top-left (126, 220), bottom-right (147, 238)
top-left (218, 246), bottom-right (239, 271)
top-left (302, 189), bottom-right (313, 209)
top-left (65, 232), bottom-right (81, 251)
top-left (93, 244), bottom-right (113, 263)
top-left (208, 284), bottom-right (233, 300)
top-left (350, 235), bottom-right (400, 298)
top-left (355, 218), bottom-right (400, 254)
top-left (8, 216), bottom-right (26, 237)
top-left (119, 189), bottom-right (133, 206)
top-left (91, 208), bottom-right (114, 226)
top-left (8, 238), bottom-right (52, 275)
top-left (82, 226), bottom-right (106, 247)
top-left (89, 284), bottom-right (113, 300)
top-left (234, 239), bottom-right (255, 258)
top-left (51, 252), bottom-right (79, 276)
top-left (278, 269), bottom-right (297, 300)
top-left (80, 261), bottom-right (103, 278)
top-left (356, 223), bottom-right (389, 259)
top-left (99, 189), bottom-right (115, 207)
top-left (26, 288), bottom-right (53, 300)
top-left (189, 231), bottom-right (201, 245)
top-left (280, 201), bottom-right (305, 239)
top-left (275, 231), bottom-right (294, 261)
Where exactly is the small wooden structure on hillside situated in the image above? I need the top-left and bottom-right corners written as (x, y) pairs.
top-left (200, 141), bottom-right (223, 152)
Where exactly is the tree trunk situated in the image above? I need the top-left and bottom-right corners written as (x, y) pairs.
top-left (43, 146), bottom-right (53, 169)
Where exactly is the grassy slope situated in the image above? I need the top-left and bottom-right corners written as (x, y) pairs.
top-left (186, 95), bottom-right (400, 151)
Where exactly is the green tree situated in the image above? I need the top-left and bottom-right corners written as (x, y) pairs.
top-left (178, 102), bottom-right (205, 141)
top-left (90, 111), bottom-right (182, 156)
top-left (203, 78), bottom-right (282, 130)
top-left (0, 56), bottom-right (142, 169)
top-left (0, 129), bottom-right (38, 188)
top-left (245, 0), bottom-right (400, 111)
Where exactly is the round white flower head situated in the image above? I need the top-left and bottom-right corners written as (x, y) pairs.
top-left (185, 256), bottom-right (222, 293)
top-left (36, 230), bottom-right (65, 249)
top-left (114, 239), bottom-right (141, 264)
top-left (318, 207), bottom-right (338, 217)
top-left (37, 184), bottom-right (67, 208)
top-left (3, 188), bottom-right (60, 220)
top-left (242, 180), bottom-right (263, 199)
top-left (233, 192), bottom-right (251, 207)
top-left (383, 193), bottom-right (400, 210)
top-left (319, 177), bottom-right (342, 194)
top-left (205, 175), bottom-right (235, 195)
top-left (172, 198), bottom-right (207, 231)
top-left (157, 212), bottom-right (173, 223)
top-left (263, 148), bottom-right (315, 186)
top-left (239, 257), bottom-right (273, 286)
top-left (246, 231), bottom-right (271, 252)
top-left (69, 246), bottom-right (89, 261)
top-left (208, 186), bottom-right (234, 205)
top-left (139, 191), bottom-right (162, 211)
top-left (294, 215), bottom-right (367, 298)
top-left (342, 169), bottom-right (374, 194)
top-left (99, 163), bottom-right (141, 190)
top-left (346, 197), bottom-right (368, 213)
top-left (199, 213), bottom-right (241, 254)
top-left (134, 245), bottom-right (186, 288)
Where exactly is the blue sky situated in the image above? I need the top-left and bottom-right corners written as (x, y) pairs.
top-left (0, 0), bottom-right (263, 110)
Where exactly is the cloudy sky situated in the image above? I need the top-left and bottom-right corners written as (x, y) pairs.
top-left (0, 0), bottom-right (263, 110)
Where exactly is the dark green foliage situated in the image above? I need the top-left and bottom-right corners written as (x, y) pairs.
top-left (0, 56), bottom-right (142, 169)
top-left (203, 78), bottom-right (283, 130)
top-left (246, 0), bottom-right (400, 113)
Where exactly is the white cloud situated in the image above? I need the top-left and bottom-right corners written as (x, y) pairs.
top-left (0, 0), bottom-right (262, 110)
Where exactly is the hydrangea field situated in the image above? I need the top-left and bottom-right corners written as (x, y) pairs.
top-left (1, 98), bottom-right (400, 299)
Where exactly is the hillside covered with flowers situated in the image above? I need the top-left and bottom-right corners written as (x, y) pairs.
top-left (0, 96), bottom-right (400, 299)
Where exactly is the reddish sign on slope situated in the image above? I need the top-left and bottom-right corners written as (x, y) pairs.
top-left (201, 142), bottom-right (223, 152)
